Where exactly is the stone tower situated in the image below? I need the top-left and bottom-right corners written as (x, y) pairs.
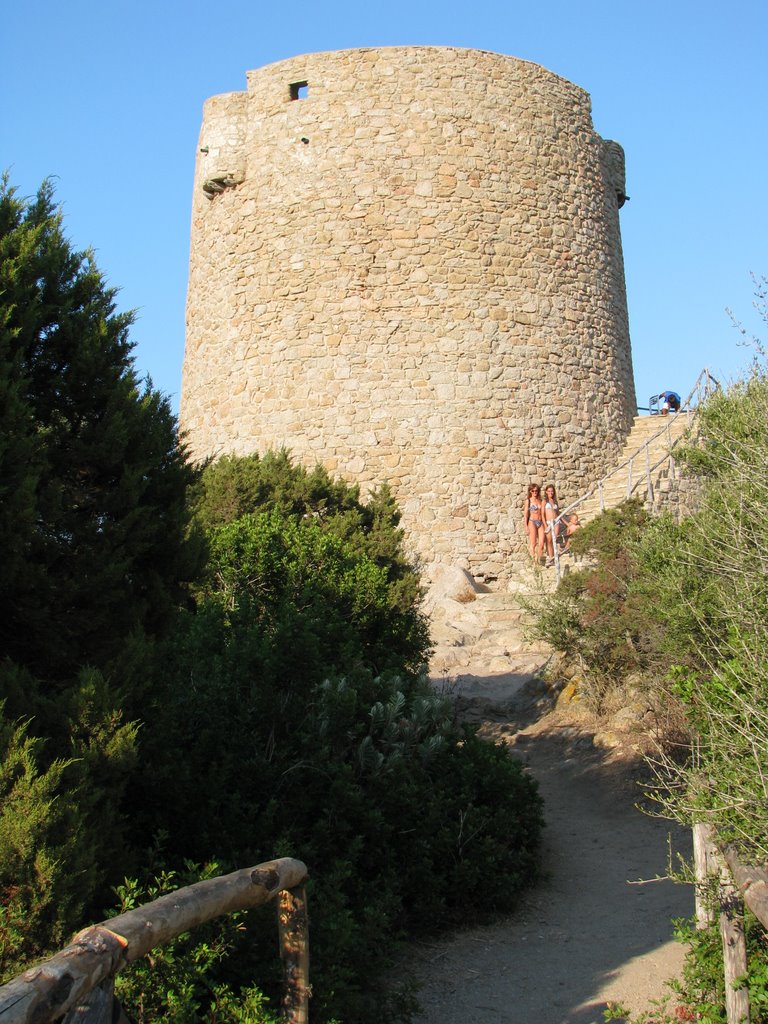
top-left (181, 47), bottom-right (636, 581)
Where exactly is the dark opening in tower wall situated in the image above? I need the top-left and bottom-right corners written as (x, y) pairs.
top-left (289, 81), bottom-right (309, 100)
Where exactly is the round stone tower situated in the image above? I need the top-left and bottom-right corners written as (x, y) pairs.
top-left (181, 46), bottom-right (636, 581)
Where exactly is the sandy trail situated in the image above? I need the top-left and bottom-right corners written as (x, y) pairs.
top-left (411, 670), bottom-right (693, 1024)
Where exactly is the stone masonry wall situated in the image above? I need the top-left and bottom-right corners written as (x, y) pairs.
top-left (181, 47), bottom-right (636, 581)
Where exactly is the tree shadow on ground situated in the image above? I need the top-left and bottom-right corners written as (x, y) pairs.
top-left (413, 670), bottom-right (692, 1024)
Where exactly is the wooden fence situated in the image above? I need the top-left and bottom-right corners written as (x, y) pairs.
top-left (2, 829), bottom-right (765, 1023)
top-left (694, 824), bottom-right (768, 1024)
top-left (0, 857), bottom-right (309, 1024)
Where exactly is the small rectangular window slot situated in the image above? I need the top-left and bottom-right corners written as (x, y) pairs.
top-left (289, 81), bottom-right (309, 100)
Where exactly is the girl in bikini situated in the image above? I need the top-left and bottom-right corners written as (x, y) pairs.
top-left (524, 483), bottom-right (545, 562)
top-left (543, 483), bottom-right (560, 562)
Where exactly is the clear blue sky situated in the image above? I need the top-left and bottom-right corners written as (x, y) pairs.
top-left (3, 0), bottom-right (766, 414)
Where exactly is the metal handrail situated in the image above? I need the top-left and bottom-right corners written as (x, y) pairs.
top-left (548, 368), bottom-right (720, 580)
top-left (647, 367), bottom-right (719, 416)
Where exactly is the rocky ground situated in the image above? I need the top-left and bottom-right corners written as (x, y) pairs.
top-left (408, 568), bottom-right (693, 1024)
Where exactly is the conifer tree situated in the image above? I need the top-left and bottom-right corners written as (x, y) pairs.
top-left (0, 174), bottom-right (198, 691)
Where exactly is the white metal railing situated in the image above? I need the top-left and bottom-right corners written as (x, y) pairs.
top-left (546, 368), bottom-right (720, 580)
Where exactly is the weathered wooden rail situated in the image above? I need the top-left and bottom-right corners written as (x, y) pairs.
top-left (0, 857), bottom-right (309, 1024)
top-left (694, 824), bottom-right (768, 1024)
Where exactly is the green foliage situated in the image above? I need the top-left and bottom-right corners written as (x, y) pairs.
top-left (0, 704), bottom-right (80, 980)
top-left (637, 914), bottom-right (768, 1024)
top-left (0, 173), bottom-right (199, 691)
top-left (192, 450), bottom-right (423, 613)
top-left (192, 448), bottom-right (360, 533)
top-left (135, 631), bottom-right (543, 1020)
top-left (0, 174), bottom-right (197, 979)
top-left (119, 447), bottom-right (544, 1021)
top-left (132, 465), bottom-right (542, 1020)
top-left (112, 865), bottom-right (281, 1024)
top-left (594, 912), bottom-right (768, 1024)
top-left (529, 334), bottom-right (768, 1023)
top-left (638, 366), bottom-right (768, 858)
top-left (201, 507), bottom-right (427, 677)
top-left (526, 500), bottom-right (663, 709)
top-left (531, 366), bottom-right (768, 855)
top-left (0, 669), bottom-right (144, 982)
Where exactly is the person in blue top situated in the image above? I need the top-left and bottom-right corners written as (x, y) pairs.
top-left (659, 390), bottom-right (681, 414)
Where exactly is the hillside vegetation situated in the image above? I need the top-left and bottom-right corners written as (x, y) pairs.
top-left (530, 303), bottom-right (768, 1020)
top-left (0, 176), bottom-right (543, 1023)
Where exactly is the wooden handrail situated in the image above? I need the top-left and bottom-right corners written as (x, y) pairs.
top-left (0, 857), bottom-right (309, 1024)
top-left (721, 844), bottom-right (768, 931)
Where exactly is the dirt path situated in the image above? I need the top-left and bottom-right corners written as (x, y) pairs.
top-left (411, 671), bottom-right (693, 1024)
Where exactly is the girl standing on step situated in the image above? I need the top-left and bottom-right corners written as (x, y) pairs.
top-left (543, 484), bottom-right (560, 563)
top-left (523, 483), bottom-right (545, 562)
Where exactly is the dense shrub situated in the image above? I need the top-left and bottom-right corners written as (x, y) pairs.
top-left (112, 865), bottom-right (284, 1024)
top-left (0, 707), bottom-right (80, 980)
top-left (526, 500), bottom-right (666, 709)
top-left (666, 913), bottom-right (768, 1024)
top-left (192, 449), bottom-right (422, 615)
top-left (0, 175), bottom-right (197, 976)
top-left (0, 175), bottom-right (198, 693)
top-left (135, 657), bottom-right (542, 1020)
top-left (649, 368), bottom-right (768, 857)
top-left (532, 368), bottom-right (768, 856)
top-left (0, 178), bottom-right (544, 1021)
top-left (132, 469), bottom-right (544, 1020)
top-left (529, 316), bottom-right (768, 1022)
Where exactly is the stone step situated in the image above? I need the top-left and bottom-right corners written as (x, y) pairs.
top-left (430, 413), bottom-right (696, 681)
top-left (475, 593), bottom-right (524, 606)
top-left (561, 412), bottom-right (695, 531)
top-left (482, 607), bottom-right (527, 624)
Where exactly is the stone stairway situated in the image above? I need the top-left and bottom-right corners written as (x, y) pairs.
top-left (571, 412), bottom-right (693, 524)
top-left (427, 568), bottom-right (553, 691)
top-left (427, 413), bottom-right (695, 690)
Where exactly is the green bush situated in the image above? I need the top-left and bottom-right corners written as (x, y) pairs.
top-left (191, 449), bottom-right (422, 614)
top-left (112, 865), bottom-right (282, 1024)
top-left (202, 507), bottom-right (427, 677)
top-left (0, 175), bottom-right (199, 977)
top-left (0, 705), bottom-right (81, 980)
top-left (653, 914), bottom-right (768, 1024)
top-left (135, 641), bottom-right (543, 1021)
top-left (526, 500), bottom-right (665, 709)
top-left (636, 366), bottom-right (768, 858)
top-left (0, 175), bottom-right (198, 691)
top-left (128, 454), bottom-right (543, 1021)
top-left (0, 669), bottom-right (142, 982)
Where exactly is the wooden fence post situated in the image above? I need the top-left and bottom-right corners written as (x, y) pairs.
top-left (278, 885), bottom-right (310, 1024)
top-left (693, 825), bottom-right (750, 1023)
top-left (719, 868), bottom-right (750, 1024)
top-left (693, 822), bottom-right (718, 928)
top-left (61, 979), bottom-right (130, 1024)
